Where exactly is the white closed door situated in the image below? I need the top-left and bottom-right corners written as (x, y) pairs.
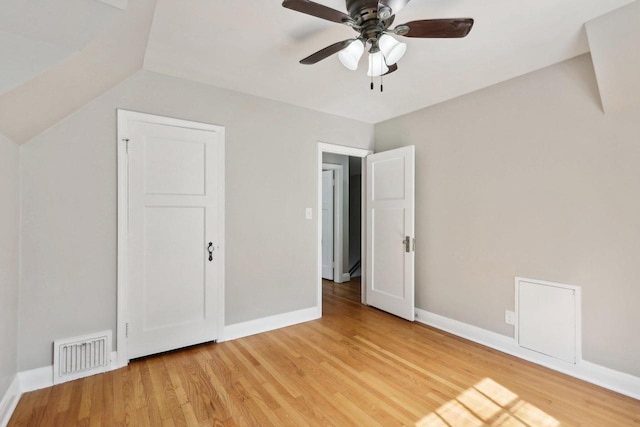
top-left (126, 117), bottom-right (224, 359)
top-left (366, 146), bottom-right (415, 321)
top-left (322, 170), bottom-right (334, 280)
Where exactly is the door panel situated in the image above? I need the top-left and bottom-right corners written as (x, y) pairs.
top-left (371, 207), bottom-right (405, 297)
top-left (366, 146), bottom-right (415, 321)
top-left (322, 170), bottom-right (334, 280)
top-left (143, 137), bottom-right (206, 195)
top-left (127, 119), bottom-right (223, 359)
top-left (371, 157), bottom-right (405, 200)
top-left (143, 207), bottom-right (205, 330)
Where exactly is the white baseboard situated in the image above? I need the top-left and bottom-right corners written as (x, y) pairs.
top-left (342, 273), bottom-right (351, 282)
top-left (17, 365), bottom-right (52, 394)
top-left (222, 306), bottom-right (321, 342)
top-left (414, 308), bottom-right (640, 400)
top-left (110, 351), bottom-right (126, 371)
top-left (18, 351), bottom-right (120, 394)
top-left (0, 375), bottom-right (20, 427)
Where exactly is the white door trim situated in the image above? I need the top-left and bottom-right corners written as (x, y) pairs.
top-left (116, 109), bottom-right (225, 367)
top-left (317, 143), bottom-right (372, 313)
top-left (322, 163), bottom-right (343, 283)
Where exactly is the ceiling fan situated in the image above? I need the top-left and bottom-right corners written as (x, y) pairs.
top-left (282, 0), bottom-right (474, 80)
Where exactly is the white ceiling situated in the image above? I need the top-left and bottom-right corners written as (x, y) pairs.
top-left (143, 0), bottom-right (633, 123)
top-left (0, 0), bottom-right (124, 95)
top-left (0, 0), bottom-right (634, 142)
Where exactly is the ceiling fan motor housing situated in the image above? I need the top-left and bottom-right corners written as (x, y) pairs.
top-left (346, 0), bottom-right (394, 38)
top-left (346, 0), bottom-right (377, 19)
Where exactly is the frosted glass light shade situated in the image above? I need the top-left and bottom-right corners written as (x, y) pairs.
top-left (379, 34), bottom-right (407, 65)
top-left (338, 40), bottom-right (365, 70)
top-left (367, 51), bottom-right (389, 77)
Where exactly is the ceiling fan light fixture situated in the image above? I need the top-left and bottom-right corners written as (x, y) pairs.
top-left (379, 6), bottom-right (392, 20)
top-left (393, 25), bottom-right (410, 36)
top-left (338, 39), bottom-right (365, 70)
top-left (367, 50), bottom-right (389, 77)
top-left (379, 34), bottom-right (406, 65)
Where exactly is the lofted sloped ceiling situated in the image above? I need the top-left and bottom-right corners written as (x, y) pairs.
top-left (0, 0), bottom-right (124, 95)
top-left (0, 0), bottom-right (635, 143)
top-left (0, 0), bottom-right (155, 143)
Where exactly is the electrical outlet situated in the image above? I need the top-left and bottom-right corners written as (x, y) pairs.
top-left (505, 310), bottom-right (515, 325)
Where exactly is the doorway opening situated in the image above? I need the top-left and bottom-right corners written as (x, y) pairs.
top-left (317, 143), bottom-right (371, 314)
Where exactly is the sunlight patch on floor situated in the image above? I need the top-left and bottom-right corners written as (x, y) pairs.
top-left (416, 378), bottom-right (560, 427)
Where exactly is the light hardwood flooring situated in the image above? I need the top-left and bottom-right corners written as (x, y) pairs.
top-left (9, 278), bottom-right (640, 426)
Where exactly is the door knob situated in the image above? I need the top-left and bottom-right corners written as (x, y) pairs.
top-left (208, 242), bottom-right (214, 261)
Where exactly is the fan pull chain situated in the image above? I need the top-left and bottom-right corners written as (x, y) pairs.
top-left (380, 52), bottom-right (384, 92)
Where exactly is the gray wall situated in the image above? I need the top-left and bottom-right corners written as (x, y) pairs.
top-left (19, 70), bottom-right (374, 370)
top-left (375, 54), bottom-right (640, 377)
top-left (0, 132), bottom-right (20, 396)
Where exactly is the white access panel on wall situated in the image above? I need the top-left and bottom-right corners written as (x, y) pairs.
top-left (515, 277), bottom-right (581, 364)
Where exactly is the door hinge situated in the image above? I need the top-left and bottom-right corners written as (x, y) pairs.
top-left (123, 138), bottom-right (130, 154)
top-left (126, 322), bottom-right (129, 338)
top-left (404, 236), bottom-right (416, 253)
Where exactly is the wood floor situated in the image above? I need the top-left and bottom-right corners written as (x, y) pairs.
top-left (9, 279), bottom-right (640, 426)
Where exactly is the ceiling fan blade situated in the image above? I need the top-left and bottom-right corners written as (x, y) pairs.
top-left (378, 0), bottom-right (411, 15)
top-left (383, 63), bottom-right (398, 76)
top-left (397, 18), bottom-right (474, 38)
top-left (283, 0), bottom-right (353, 25)
top-left (300, 39), bottom-right (356, 65)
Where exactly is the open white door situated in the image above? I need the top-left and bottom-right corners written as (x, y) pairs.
top-left (366, 146), bottom-right (415, 321)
